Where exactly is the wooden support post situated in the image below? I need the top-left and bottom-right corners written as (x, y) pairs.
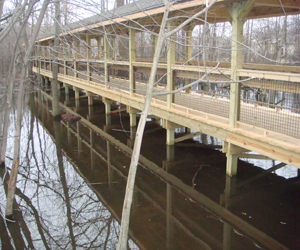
top-left (65, 85), bottom-right (69, 101)
top-left (185, 27), bottom-right (193, 93)
top-left (226, 1), bottom-right (253, 176)
top-left (86, 35), bottom-right (92, 82)
top-left (105, 114), bottom-right (111, 127)
top-left (224, 141), bottom-right (249, 176)
top-left (97, 36), bottom-right (102, 59)
top-left (152, 29), bottom-right (160, 84)
top-left (226, 149), bottom-right (238, 177)
top-left (163, 120), bottom-right (183, 146)
top-left (227, 0), bottom-right (253, 128)
top-left (112, 37), bottom-right (116, 78)
top-left (45, 77), bottom-right (49, 87)
top-left (127, 126), bottom-right (136, 148)
top-left (74, 87), bottom-right (80, 100)
top-left (103, 97), bottom-right (113, 114)
top-left (167, 129), bottom-right (175, 145)
top-left (167, 22), bottom-right (176, 109)
top-left (130, 113), bottom-right (137, 127)
top-left (129, 27), bottom-right (136, 96)
top-left (105, 104), bottom-right (111, 114)
top-left (127, 106), bottom-right (139, 127)
top-left (73, 39), bottom-right (79, 79)
top-left (38, 44), bottom-right (42, 70)
top-left (87, 106), bottom-right (94, 121)
top-left (104, 35), bottom-right (110, 88)
top-left (87, 62), bottom-right (91, 82)
top-left (64, 83), bottom-right (69, 94)
top-left (87, 91), bottom-right (93, 106)
top-left (86, 34), bottom-right (91, 59)
top-left (63, 60), bottom-right (67, 75)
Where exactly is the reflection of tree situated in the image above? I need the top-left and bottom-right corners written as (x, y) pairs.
top-left (0, 101), bottom-right (128, 249)
top-left (0, 166), bottom-right (32, 250)
top-left (0, 208), bottom-right (14, 250)
top-left (53, 119), bottom-right (76, 249)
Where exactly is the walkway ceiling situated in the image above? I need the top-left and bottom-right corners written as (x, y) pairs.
top-left (37, 0), bottom-right (300, 43)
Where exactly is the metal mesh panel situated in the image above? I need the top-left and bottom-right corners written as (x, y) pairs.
top-left (240, 78), bottom-right (300, 138)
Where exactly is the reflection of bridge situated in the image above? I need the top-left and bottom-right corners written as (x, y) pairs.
top-left (35, 91), bottom-right (291, 249)
top-left (34, 0), bottom-right (300, 175)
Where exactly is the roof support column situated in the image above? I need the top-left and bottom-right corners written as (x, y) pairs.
top-left (166, 22), bottom-right (176, 146)
top-left (86, 35), bottom-right (91, 82)
top-left (73, 39), bottom-right (79, 79)
top-left (129, 27), bottom-right (136, 96)
top-left (152, 28), bottom-right (160, 85)
top-left (226, 0), bottom-right (253, 176)
top-left (104, 35), bottom-right (110, 88)
top-left (97, 36), bottom-right (102, 59)
top-left (184, 25), bottom-right (194, 93)
top-left (167, 22), bottom-right (176, 109)
top-left (228, 0), bottom-right (253, 128)
top-left (86, 34), bottom-right (92, 59)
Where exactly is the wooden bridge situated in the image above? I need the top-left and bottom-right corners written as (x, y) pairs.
top-left (33, 0), bottom-right (300, 176)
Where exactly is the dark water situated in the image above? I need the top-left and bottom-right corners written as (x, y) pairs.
top-left (1, 88), bottom-right (300, 250)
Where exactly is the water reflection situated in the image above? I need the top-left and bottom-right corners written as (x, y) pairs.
top-left (0, 90), bottom-right (299, 249)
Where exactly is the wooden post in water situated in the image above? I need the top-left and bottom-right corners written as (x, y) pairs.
top-left (127, 107), bottom-right (138, 127)
top-left (87, 91), bottom-right (93, 106)
top-left (74, 87), bottom-right (80, 100)
top-left (103, 97), bottom-right (113, 115)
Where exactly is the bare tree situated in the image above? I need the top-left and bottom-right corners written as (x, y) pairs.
top-left (5, 0), bottom-right (50, 218)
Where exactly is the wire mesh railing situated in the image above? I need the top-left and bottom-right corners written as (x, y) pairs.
top-left (240, 78), bottom-right (300, 138)
top-left (36, 58), bottom-right (300, 140)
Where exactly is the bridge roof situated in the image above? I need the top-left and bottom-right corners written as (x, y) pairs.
top-left (37, 0), bottom-right (300, 42)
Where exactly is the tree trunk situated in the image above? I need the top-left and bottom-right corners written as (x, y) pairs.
top-left (52, 0), bottom-right (61, 117)
top-left (116, 5), bottom-right (170, 249)
top-left (5, 0), bottom-right (50, 217)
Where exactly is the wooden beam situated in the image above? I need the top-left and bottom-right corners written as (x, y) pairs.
top-left (163, 120), bottom-right (184, 130)
top-left (236, 153), bottom-right (272, 159)
top-left (254, 0), bottom-right (300, 8)
top-left (174, 132), bottom-right (201, 143)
